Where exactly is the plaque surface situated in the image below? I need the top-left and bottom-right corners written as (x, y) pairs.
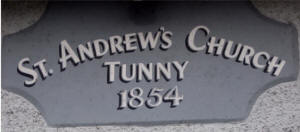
top-left (2, 1), bottom-right (299, 126)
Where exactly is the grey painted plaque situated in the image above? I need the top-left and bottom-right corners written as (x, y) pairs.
top-left (2, 1), bottom-right (299, 126)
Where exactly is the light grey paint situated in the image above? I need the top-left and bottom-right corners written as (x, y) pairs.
top-left (2, 1), bottom-right (298, 126)
top-left (2, 0), bottom-right (300, 132)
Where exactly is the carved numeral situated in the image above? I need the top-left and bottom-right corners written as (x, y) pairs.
top-left (128, 87), bottom-right (144, 109)
top-left (163, 86), bottom-right (183, 107)
top-left (118, 90), bottom-right (128, 109)
top-left (146, 87), bottom-right (163, 108)
top-left (118, 86), bottom-right (183, 109)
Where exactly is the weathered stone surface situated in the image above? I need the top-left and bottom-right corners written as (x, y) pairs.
top-left (2, 1), bottom-right (299, 128)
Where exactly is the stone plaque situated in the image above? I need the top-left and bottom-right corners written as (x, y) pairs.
top-left (2, 1), bottom-right (299, 126)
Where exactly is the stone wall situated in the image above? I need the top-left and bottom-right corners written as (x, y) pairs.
top-left (2, 1), bottom-right (300, 132)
